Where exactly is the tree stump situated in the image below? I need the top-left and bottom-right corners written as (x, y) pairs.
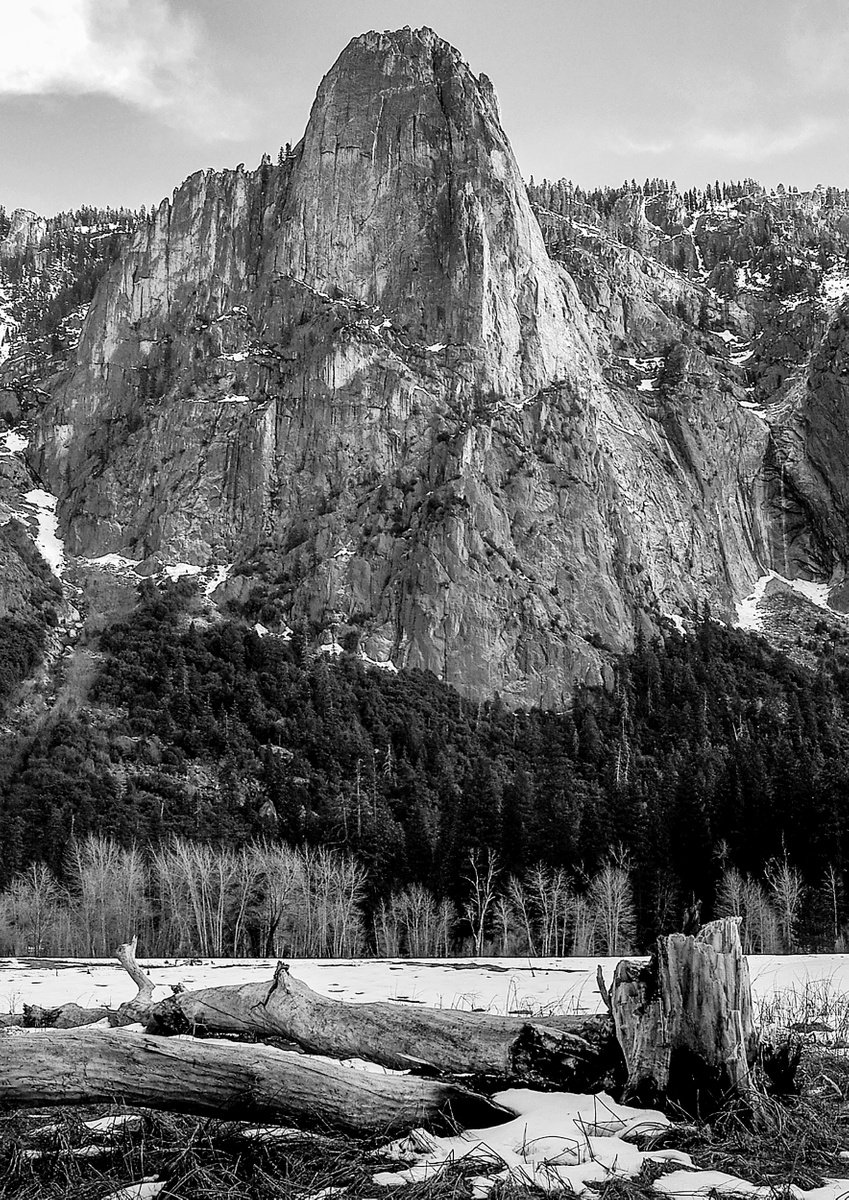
top-left (610, 917), bottom-right (758, 1115)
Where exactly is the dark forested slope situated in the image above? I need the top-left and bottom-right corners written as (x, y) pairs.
top-left (3, 578), bottom-right (849, 949)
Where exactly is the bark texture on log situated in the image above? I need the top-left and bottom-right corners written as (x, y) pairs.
top-left (149, 961), bottom-right (618, 1089)
top-left (0, 1027), bottom-right (509, 1135)
top-left (610, 918), bottom-right (758, 1114)
top-left (23, 1001), bottom-right (112, 1029)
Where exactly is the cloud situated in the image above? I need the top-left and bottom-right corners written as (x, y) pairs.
top-left (613, 136), bottom-right (674, 157)
top-left (0, 0), bottom-right (250, 138)
top-left (692, 119), bottom-right (834, 162)
top-left (784, 0), bottom-right (849, 91)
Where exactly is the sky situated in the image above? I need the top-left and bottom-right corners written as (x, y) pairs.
top-left (2, 0), bottom-right (849, 216)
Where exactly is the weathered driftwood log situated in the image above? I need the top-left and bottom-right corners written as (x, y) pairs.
top-left (9, 945), bottom-right (619, 1090)
top-left (610, 918), bottom-right (758, 1114)
top-left (0, 1026), bottom-right (509, 1134)
top-left (22, 938), bottom-right (157, 1029)
top-left (21, 1000), bottom-right (112, 1029)
top-left (148, 961), bottom-right (619, 1089)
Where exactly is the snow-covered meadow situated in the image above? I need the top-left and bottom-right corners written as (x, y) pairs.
top-left (0, 952), bottom-right (846, 1018)
top-left (4, 954), bottom-right (849, 1199)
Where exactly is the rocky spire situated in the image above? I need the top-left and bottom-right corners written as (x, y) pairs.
top-left (277, 26), bottom-right (590, 398)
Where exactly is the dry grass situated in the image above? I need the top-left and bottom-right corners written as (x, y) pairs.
top-left (0, 1106), bottom-right (543, 1200)
top-left (659, 1045), bottom-right (849, 1194)
top-left (7, 979), bottom-right (849, 1200)
top-left (0, 1108), bottom-right (378, 1200)
top-left (757, 978), bottom-right (849, 1048)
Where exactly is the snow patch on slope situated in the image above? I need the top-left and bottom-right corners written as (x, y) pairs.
top-left (822, 269), bottom-right (849, 308)
top-left (162, 563), bottom-right (203, 582)
top-left (736, 570), bottom-right (837, 631)
top-left (1, 429), bottom-right (29, 454)
top-left (23, 488), bottom-right (64, 575)
top-left (204, 564), bottom-right (231, 596)
top-left (85, 553), bottom-right (141, 572)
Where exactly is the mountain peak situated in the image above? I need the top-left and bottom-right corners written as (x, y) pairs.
top-left (278, 24), bottom-right (582, 395)
top-left (346, 25), bottom-right (462, 58)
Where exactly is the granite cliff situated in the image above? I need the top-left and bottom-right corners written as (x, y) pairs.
top-left (3, 28), bottom-right (849, 705)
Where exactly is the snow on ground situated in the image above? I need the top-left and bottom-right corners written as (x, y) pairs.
top-left (3, 953), bottom-right (849, 1019)
top-left (84, 553), bottom-right (141, 572)
top-left (373, 1089), bottom-right (680, 1194)
top-left (662, 612), bottom-right (686, 635)
top-left (822, 269), bottom-right (849, 308)
top-left (203, 563), bottom-right (231, 596)
top-left (622, 354), bottom-right (662, 393)
top-left (359, 650), bottom-right (398, 673)
top-left (162, 563), bottom-right (202, 582)
top-left (655, 1171), bottom-right (849, 1200)
top-left (1, 429), bottom-right (29, 454)
top-left (22, 488), bottom-right (65, 575)
top-left (5, 954), bottom-right (849, 1198)
top-left (736, 570), bottom-right (837, 631)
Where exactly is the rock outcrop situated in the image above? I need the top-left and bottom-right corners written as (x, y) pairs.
top-left (21, 26), bottom-right (827, 703)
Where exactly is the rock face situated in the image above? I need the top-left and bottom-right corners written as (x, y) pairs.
top-left (0, 210), bottom-right (48, 263)
top-left (26, 26), bottom-right (819, 703)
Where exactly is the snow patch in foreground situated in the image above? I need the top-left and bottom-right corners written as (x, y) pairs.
top-left (656, 1170), bottom-right (849, 1200)
top-left (373, 1088), bottom-right (849, 1198)
top-left (23, 489), bottom-right (64, 576)
top-left (373, 1089), bottom-right (679, 1194)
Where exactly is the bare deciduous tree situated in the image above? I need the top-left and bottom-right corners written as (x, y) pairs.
top-left (588, 854), bottom-right (635, 955)
top-left (462, 849), bottom-right (500, 955)
top-left (765, 852), bottom-right (804, 953)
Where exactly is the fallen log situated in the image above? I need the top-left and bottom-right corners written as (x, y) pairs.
top-left (0, 1026), bottom-right (509, 1135)
top-left (148, 962), bottom-right (619, 1090)
top-left (23, 937), bottom-right (156, 1029)
top-left (610, 917), bottom-right (759, 1115)
top-left (6, 946), bottom-right (619, 1091)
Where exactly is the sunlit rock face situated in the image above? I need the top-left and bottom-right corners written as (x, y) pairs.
top-left (33, 27), bottom-right (786, 704)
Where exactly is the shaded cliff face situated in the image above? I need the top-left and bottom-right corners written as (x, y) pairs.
top-left (31, 27), bottom-right (784, 703)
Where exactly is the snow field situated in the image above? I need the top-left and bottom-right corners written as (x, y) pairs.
top-left (5, 953), bottom-right (849, 1018)
top-left (736, 570), bottom-right (840, 632)
top-left (1, 429), bottom-right (28, 454)
top-left (4, 954), bottom-right (849, 1198)
top-left (22, 487), bottom-right (65, 575)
